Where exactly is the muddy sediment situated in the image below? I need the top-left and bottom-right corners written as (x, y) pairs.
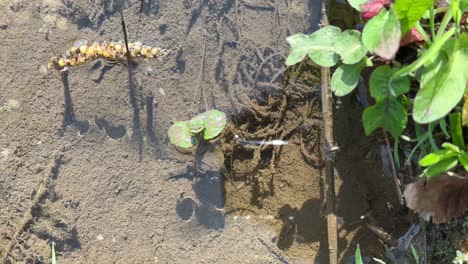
top-left (0, 0), bottom-right (404, 263)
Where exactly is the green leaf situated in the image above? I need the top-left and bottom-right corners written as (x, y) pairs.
top-left (425, 156), bottom-right (458, 179)
top-left (334, 30), bottom-right (367, 64)
top-left (347, 0), bottom-right (368, 11)
top-left (331, 59), bottom-right (367, 96)
top-left (439, 118), bottom-right (450, 138)
top-left (355, 244), bottom-right (363, 264)
top-left (394, 0), bottom-right (434, 35)
top-left (411, 244), bottom-right (420, 264)
top-left (449, 112), bottom-right (465, 149)
top-left (285, 26), bottom-right (342, 67)
top-left (362, 8), bottom-right (402, 60)
top-left (458, 152), bottom-right (468, 170)
top-left (362, 98), bottom-right (407, 138)
top-left (461, 0), bottom-right (468, 11)
top-left (442, 142), bottom-right (461, 153)
top-left (51, 242), bottom-right (57, 264)
top-left (369, 65), bottom-right (410, 100)
top-left (419, 149), bottom-right (457, 166)
top-left (462, 94), bottom-right (468, 126)
top-left (413, 37), bottom-right (468, 124)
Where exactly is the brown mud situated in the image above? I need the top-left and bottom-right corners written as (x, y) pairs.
top-left (0, 0), bottom-right (406, 263)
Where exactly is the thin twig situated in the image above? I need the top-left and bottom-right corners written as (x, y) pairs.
top-left (319, 1), bottom-right (338, 263)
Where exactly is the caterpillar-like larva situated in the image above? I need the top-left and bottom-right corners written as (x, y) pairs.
top-left (47, 41), bottom-right (169, 70)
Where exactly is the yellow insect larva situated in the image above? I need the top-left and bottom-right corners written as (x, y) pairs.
top-left (114, 43), bottom-right (123, 53)
top-left (86, 46), bottom-right (96, 57)
top-left (70, 46), bottom-right (79, 54)
top-left (77, 54), bottom-right (86, 63)
top-left (95, 45), bottom-right (103, 56)
top-left (58, 58), bottom-right (67, 67)
top-left (69, 57), bottom-right (77, 66)
top-left (79, 45), bottom-right (87, 54)
top-left (48, 41), bottom-right (168, 70)
top-left (133, 42), bottom-right (143, 53)
top-left (151, 47), bottom-right (160, 56)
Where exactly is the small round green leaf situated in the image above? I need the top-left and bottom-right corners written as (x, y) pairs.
top-left (200, 110), bottom-right (227, 140)
top-left (168, 121), bottom-right (198, 149)
top-left (334, 30), bottom-right (367, 64)
top-left (331, 59), bottom-right (366, 96)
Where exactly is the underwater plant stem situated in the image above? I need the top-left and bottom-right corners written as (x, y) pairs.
top-left (391, 27), bottom-right (455, 80)
top-left (320, 1), bottom-right (338, 263)
top-left (383, 131), bottom-right (404, 205)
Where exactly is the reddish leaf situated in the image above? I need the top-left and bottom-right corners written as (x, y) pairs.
top-left (361, 0), bottom-right (391, 19)
top-left (404, 172), bottom-right (468, 224)
top-left (400, 27), bottom-right (424, 46)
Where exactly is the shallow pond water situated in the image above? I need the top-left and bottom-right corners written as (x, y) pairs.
top-left (0, 0), bottom-right (404, 263)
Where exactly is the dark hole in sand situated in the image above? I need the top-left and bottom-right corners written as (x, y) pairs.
top-left (176, 197), bottom-right (196, 221)
top-left (94, 117), bottom-right (127, 139)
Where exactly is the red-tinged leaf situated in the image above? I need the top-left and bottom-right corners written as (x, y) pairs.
top-left (400, 27), bottom-right (424, 46)
top-left (361, 0), bottom-right (391, 19)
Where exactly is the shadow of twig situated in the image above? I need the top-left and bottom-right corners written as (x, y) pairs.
top-left (61, 71), bottom-right (76, 127)
top-left (146, 91), bottom-right (163, 157)
top-left (118, 0), bottom-right (143, 160)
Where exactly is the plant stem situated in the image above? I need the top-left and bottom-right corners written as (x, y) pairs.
top-left (415, 22), bottom-right (432, 45)
top-left (429, 7), bottom-right (436, 40)
top-left (437, 8), bottom-right (453, 39)
top-left (391, 27), bottom-right (455, 80)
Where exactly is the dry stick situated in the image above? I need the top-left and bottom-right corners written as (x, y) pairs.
top-left (383, 131), bottom-right (404, 205)
top-left (319, 1), bottom-right (338, 263)
top-left (1, 154), bottom-right (64, 263)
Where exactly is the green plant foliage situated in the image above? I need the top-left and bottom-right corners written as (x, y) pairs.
top-left (168, 121), bottom-right (198, 149)
top-left (394, 0), bottom-right (434, 34)
top-left (168, 110), bottom-right (227, 150)
top-left (413, 36), bottom-right (468, 124)
top-left (363, 98), bottom-right (407, 138)
top-left (362, 7), bottom-right (401, 60)
top-left (285, 26), bottom-right (341, 67)
top-left (51, 242), bottom-right (57, 264)
top-left (419, 135), bottom-right (468, 179)
top-left (347, 0), bottom-right (368, 11)
top-left (419, 149), bottom-right (458, 166)
top-left (425, 156), bottom-right (458, 179)
top-left (355, 244), bottom-right (363, 264)
top-left (449, 112), bottom-right (465, 149)
top-left (369, 65), bottom-right (410, 99)
top-left (334, 30), bottom-right (367, 64)
top-left (362, 65), bottom-right (409, 138)
top-left (331, 59), bottom-right (367, 96)
top-left (411, 244), bottom-right (420, 264)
